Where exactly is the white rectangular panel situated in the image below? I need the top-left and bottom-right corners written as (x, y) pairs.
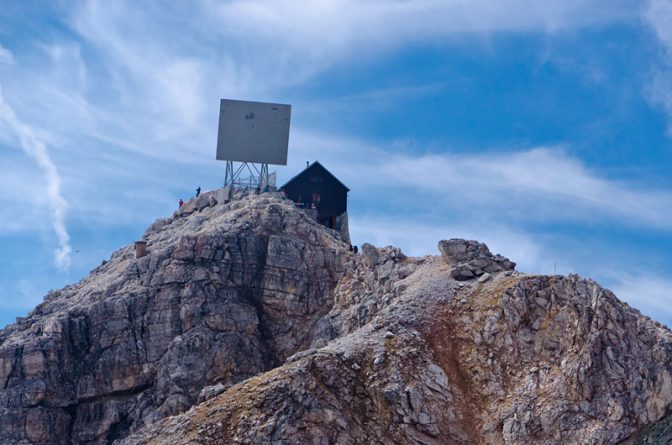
top-left (216, 99), bottom-right (291, 165)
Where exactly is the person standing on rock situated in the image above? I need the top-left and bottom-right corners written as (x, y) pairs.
top-left (179, 199), bottom-right (184, 208)
top-left (196, 186), bottom-right (201, 197)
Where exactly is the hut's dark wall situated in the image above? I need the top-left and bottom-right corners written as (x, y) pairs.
top-left (281, 163), bottom-right (348, 227)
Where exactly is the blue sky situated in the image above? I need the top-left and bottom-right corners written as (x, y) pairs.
top-left (1, 0), bottom-right (672, 328)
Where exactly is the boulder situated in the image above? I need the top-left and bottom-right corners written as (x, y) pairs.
top-left (438, 239), bottom-right (516, 280)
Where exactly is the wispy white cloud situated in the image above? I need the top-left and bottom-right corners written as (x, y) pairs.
top-left (69, 1), bottom-right (232, 154)
top-left (0, 88), bottom-right (71, 270)
top-left (51, 0), bottom-right (641, 165)
top-left (380, 148), bottom-right (672, 227)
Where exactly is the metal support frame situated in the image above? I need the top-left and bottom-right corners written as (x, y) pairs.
top-left (224, 160), bottom-right (270, 190)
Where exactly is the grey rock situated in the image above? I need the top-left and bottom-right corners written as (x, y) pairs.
top-left (438, 239), bottom-right (516, 281)
top-left (361, 243), bottom-right (380, 267)
top-left (198, 383), bottom-right (228, 403)
top-left (178, 197), bottom-right (197, 215)
top-left (478, 272), bottom-right (492, 283)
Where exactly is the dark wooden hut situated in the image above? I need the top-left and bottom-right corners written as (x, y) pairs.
top-left (281, 161), bottom-right (349, 230)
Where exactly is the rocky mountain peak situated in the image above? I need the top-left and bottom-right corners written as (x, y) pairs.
top-left (1, 188), bottom-right (671, 444)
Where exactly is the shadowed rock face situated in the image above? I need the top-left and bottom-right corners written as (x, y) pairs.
top-left (2, 190), bottom-right (672, 444)
top-left (620, 412), bottom-right (672, 444)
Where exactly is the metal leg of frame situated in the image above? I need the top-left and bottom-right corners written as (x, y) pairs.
top-left (224, 161), bottom-right (234, 186)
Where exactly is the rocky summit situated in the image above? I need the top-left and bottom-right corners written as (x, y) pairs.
top-left (1, 189), bottom-right (672, 445)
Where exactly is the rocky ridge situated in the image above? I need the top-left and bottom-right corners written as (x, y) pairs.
top-left (0, 189), bottom-right (671, 444)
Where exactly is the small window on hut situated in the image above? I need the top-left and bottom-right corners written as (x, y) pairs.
top-left (309, 176), bottom-right (323, 183)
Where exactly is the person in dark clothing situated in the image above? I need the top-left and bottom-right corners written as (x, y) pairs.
top-left (179, 199), bottom-right (184, 208)
top-left (353, 245), bottom-right (358, 254)
top-left (196, 186), bottom-right (201, 197)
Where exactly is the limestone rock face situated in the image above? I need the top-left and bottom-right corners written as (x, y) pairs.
top-left (1, 189), bottom-right (671, 444)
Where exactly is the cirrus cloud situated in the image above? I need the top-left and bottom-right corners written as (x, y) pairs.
top-left (0, 88), bottom-right (71, 270)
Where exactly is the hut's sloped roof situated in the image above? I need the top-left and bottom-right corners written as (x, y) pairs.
top-left (281, 161), bottom-right (350, 192)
